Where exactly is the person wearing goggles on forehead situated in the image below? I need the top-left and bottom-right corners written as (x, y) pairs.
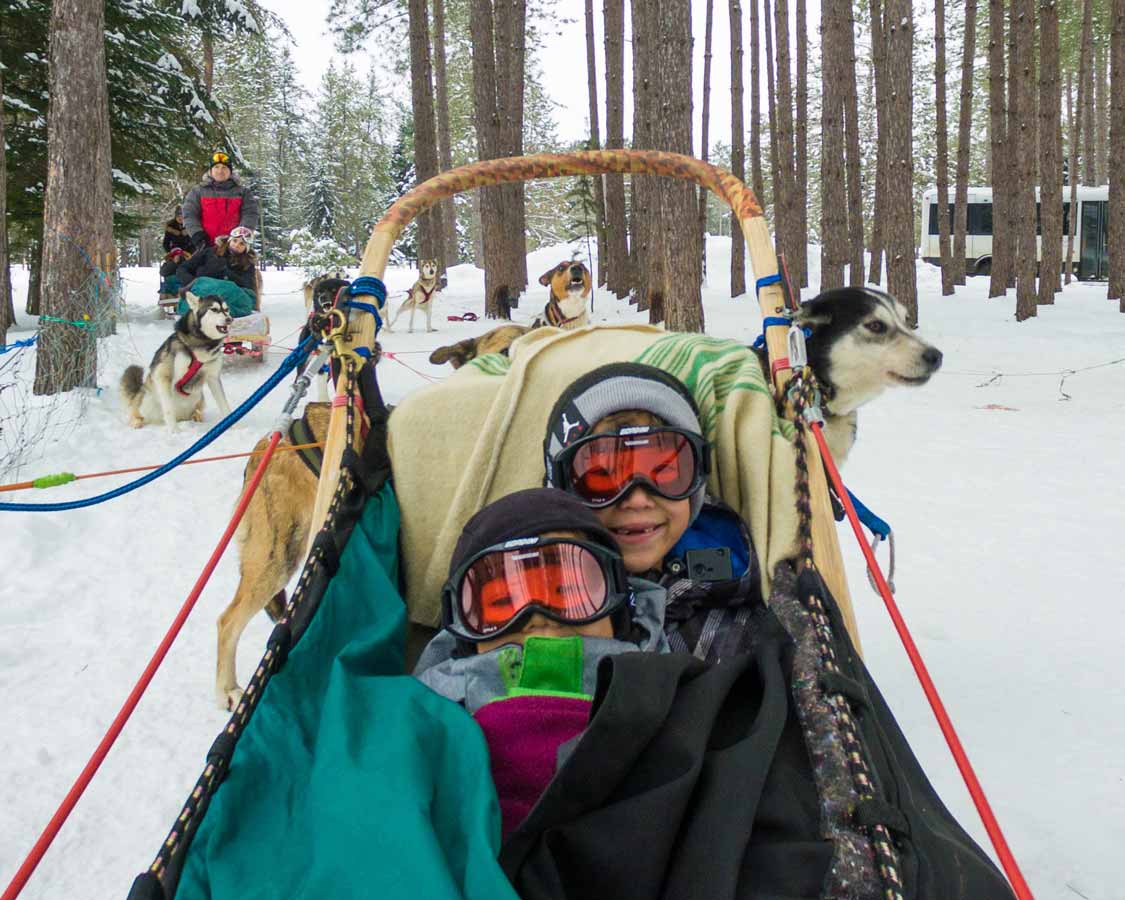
top-left (181, 150), bottom-right (260, 251)
top-left (174, 225), bottom-right (259, 318)
top-left (543, 363), bottom-right (762, 663)
top-left (413, 487), bottom-right (671, 838)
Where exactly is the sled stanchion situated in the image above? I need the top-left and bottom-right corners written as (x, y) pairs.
top-left (809, 420), bottom-right (1036, 900)
top-left (0, 431), bottom-right (286, 900)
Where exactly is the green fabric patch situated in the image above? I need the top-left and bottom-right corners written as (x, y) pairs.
top-left (467, 352), bottom-right (513, 377)
top-left (509, 636), bottom-right (587, 698)
top-left (177, 276), bottom-right (256, 318)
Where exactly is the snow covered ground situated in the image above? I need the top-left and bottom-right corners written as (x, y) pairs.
top-left (1, 239), bottom-right (1122, 899)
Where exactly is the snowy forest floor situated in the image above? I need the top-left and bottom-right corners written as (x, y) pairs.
top-left (1, 238), bottom-right (1123, 898)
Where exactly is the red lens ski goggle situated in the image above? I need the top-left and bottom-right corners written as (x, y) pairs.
top-left (442, 538), bottom-right (629, 643)
top-left (551, 427), bottom-right (710, 508)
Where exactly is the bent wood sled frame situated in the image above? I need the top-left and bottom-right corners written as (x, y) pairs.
top-left (310, 148), bottom-right (857, 640)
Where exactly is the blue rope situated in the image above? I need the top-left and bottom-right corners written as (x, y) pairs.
top-left (0, 335), bottom-right (319, 513)
top-left (348, 276), bottom-right (387, 332)
top-left (846, 488), bottom-right (891, 540)
top-left (755, 273), bottom-right (782, 294)
top-left (0, 335), bottom-right (38, 356)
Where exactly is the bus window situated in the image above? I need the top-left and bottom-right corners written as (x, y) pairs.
top-left (967, 203), bottom-right (992, 235)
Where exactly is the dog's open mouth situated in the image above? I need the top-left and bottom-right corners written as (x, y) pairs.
top-left (217, 324), bottom-right (230, 335)
top-left (888, 372), bottom-right (930, 385)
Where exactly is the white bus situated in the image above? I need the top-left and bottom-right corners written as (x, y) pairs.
top-left (920, 185), bottom-right (1109, 280)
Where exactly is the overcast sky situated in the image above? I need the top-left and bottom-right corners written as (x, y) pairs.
top-left (259, 0), bottom-right (822, 157)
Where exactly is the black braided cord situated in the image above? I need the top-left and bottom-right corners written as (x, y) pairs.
top-left (788, 368), bottom-right (906, 900)
top-left (128, 358), bottom-right (374, 900)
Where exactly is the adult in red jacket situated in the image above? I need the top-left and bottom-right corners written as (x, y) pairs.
top-left (181, 151), bottom-right (260, 250)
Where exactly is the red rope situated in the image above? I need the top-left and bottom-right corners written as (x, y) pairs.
top-left (382, 350), bottom-right (442, 383)
top-left (0, 431), bottom-right (285, 900)
top-left (809, 421), bottom-right (1035, 900)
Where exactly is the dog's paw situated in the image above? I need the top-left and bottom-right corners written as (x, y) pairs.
top-left (218, 686), bottom-right (244, 712)
top-left (427, 327), bottom-right (437, 333)
top-left (129, 415), bottom-right (144, 429)
top-left (191, 408), bottom-right (204, 423)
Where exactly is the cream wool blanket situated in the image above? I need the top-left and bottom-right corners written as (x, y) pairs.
top-left (389, 324), bottom-right (804, 630)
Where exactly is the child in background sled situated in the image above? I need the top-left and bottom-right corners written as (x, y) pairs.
top-left (413, 487), bottom-right (670, 838)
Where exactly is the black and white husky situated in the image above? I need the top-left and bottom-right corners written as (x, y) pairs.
top-left (764, 286), bottom-right (943, 463)
top-left (120, 293), bottom-right (233, 431)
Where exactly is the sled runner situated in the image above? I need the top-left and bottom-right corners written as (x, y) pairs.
top-left (124, 151), bottom-right (1023, 900)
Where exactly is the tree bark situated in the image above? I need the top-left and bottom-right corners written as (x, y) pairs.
top-left (202, 30), bottom-right (214, 96)
top-left (748, 0), bottom-right (765, 214)
top-left (1094, 35), bottom-right (1106, 185)
top-left (764, 0), bottom-right (780, 240)
top-left (1109, 0), bottom-right (1125, 306)
top-left (0, 61), bottom-right (12, 348)
top-left (935, 0), bottom-right (954, 295)
top-left (794, 0), bottom-right (808, 287)
top-left (1038, 0), bottom-right (1062, 304)
top-left (27, 236), bottom-right (43, 316)
top-left (408, 0), bottom-right (446, 268)
top-left (603, 0), bottom-right (629, 298)
top-left (699, 0), bottom-right (714, 280)
top-left (952, 0), bottom-right (977, 285)
top-left (1066, 0), bottom-right (1092, 281)
top-left (868, 0), bottom-right (887, 284)
top-left (773, 0), bottom-right (799, 283)
top-left (819, 0), bottom-right (848, 292)
top-left (470, 0), bottom-right (510, 317)
top-left (494, 0), bottom-right (528, 292)
top-left (433, 0), bottom-right (459, 267)
top-left (652, 0), bottom-right (702, 331)
top-left (841, 0), bottom-right (864, 287)
top-left (585, 0), bottom-right (608, 287)
top-left (34, 0), bottom-right (115, 394)
top-left (1014, 0), bottom-right (1038, 321)
top-left (988, 0), bottom-right (1012, 296)
top-left (631, 0), bottom-right (656, 311)
top-left (883, 0), bottom-right (917, 323)
top-left (730, 0), bottom-right (747, 296)
top-left (1081, 0), bottom-right (1096, 186)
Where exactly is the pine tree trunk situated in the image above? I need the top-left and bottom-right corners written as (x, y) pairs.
top-left (748, 0), bottom-right (765, 213)
top-left (630, 0), bottom-right (656, 311)
top-left (764, 0), bottom-right (781, 242)
top-left (953, 0), bottom-right (977, 285)
top-left (1095, 34), bottom-right (1108, 185)
top-left (1038, 0), bottom-right (1062, 303)
top-left (935, 0), bottom-right (954, 295)
top-left (652, 0), bottom-right (702, 331)
top-left (496, 0), bottom-right (528, 293)
top-left (819, 0), bottom-right (848, 292)
top-left (795, 0), bottom-right (808, 287)
top-left (27, 236), bottom-right (42, 316)
top-left (841, 0), bottom-right (864, 287)
top-left (408, 0), bottom-right (445, 269)
top-left (202, 30), bottom-right (214, 96)
top-left (868, 0), bottom-right (887, 284)
top-left (585, 0), bottom-right (608, 286)
top-left (1065, 66), bottom-right (1081, 284)
top-left (433, 0), bottom-right (459, 268)
top-left (0, 62), bottom-right (12, 348)
top-left (1109, 0), bottom-right (1125, 306)
top-left (1080, 0), bottom-right (1095, 185)
top-left (604, 0), bottom-right (630, 298)
top-left (470, 0), bottom-right (510, 317)
top-left (1014, 0), bottom-right (1038, 320)
top-left (883, 0), bottom-right (917, 323)
top-left (699, 0), bottom-right (714, 281)
top-left (34, 0), bottom-right (114, 394)
top-left (988, 0), bottom-right (1012, 296)
top-left (773, 0), bottom-right (798, 283)
top-left (730, 0), bottom-right (747, 297)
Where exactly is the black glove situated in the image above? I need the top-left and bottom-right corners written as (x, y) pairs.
top-left (191, 231), bottom-right (208, 250)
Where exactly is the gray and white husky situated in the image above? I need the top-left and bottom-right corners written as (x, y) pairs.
top-left (766, 286), bottom-right (943, 464)
top-left (120, 293), bottom-right (233, 431)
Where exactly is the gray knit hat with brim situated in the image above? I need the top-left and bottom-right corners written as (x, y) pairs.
top-left (543, 363), bottom-right (708, 523)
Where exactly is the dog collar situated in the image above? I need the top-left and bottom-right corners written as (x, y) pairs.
top-left (175, 351), bottom-right (204, 396)
top-left (546, 298), bottom-right (583, 328)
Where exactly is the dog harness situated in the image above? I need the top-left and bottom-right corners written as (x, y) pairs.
top-left (174, 352), bottom-right (204, 396)
top-left (412, 282), bottom-right (437, 306)
top-left (544, 297), bottom-right (583, 328)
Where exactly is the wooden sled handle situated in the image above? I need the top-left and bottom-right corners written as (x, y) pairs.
top-left (309, 149), bottom-right (858, 646)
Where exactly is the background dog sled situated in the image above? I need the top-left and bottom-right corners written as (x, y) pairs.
top-left (127, 151), bottom-right (1025, 900)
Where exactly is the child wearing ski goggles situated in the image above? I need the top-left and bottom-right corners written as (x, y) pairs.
top-left (414, 488), bottom-right (670, 837)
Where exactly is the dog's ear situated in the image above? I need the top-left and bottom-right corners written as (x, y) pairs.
top-left (184, 291), bottom-right (201, 312)
top-left (793, 297), bottom-right (833, 329)
top-left (538, 267), bottom-right (555, 287)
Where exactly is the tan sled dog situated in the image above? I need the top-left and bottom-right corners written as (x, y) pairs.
top-left (386, 259), bottom-right (441, 333)
top-left (531, 260), bottom-right (592, 328)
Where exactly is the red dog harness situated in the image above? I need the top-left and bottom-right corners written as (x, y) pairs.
top-left (544, 298), bottom-right (583, 328)
top-left (412, 281), bottom-right (437, 306)
top-left (175, 352), bottom-right (204, 396)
